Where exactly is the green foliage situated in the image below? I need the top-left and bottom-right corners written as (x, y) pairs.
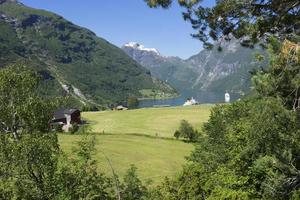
top-left (145, 0), bottom-right (172, 8)
top-left (154, 40), bottom-right (300, 199)
top-left (52, 123), bottom-right (63, 133)
top-left (174, 120), bottom-right (199, 142)
top-left (0, 66), bottom-right (115, 199)
top-left (173, 130), bottom-right (180, 139)
top-left (56, 135), bottom-right (113, 200)
top-left (0, 133), bottom-right (59, 199)
top-left (156, 97), bottom-right (300, 199)
top-left (145, 0), bottom-right (300, 48)
top-left (69, 122), bottom-right (79, 134)
top-left (146, 164), bottom-right (207, 199)
top-left (76, 124), bottom-right (93, 134)
top-left (252, 39), bottom-right (300, 110)
top-left (121, 165), bottom-right (147, 200)
top-left (0, 133), bottom-right (114, 199)
top-left (81, 104), bottom-right (100, 112)
top-left (0, 64), bottom-right (59, 139)
top-left (1, 1), bottom-right (299, 199)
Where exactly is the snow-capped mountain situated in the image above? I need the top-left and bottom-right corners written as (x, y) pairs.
top-left (122, 40), bottom-right (267, 101)
top-left (124, 42), bottom-right (160, 55)
top-left (122, 42), bottom-right (166, 68)
top-left (122, 42), bottom-right (187, 67)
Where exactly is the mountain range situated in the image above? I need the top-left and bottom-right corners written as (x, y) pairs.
top-left (0, 0), bottom-right (177, 108)
top-left (122, 39), bottom-right (267, 102)
top-left (0, 0), bottom-right (267, 106)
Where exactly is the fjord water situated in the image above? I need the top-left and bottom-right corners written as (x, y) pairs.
top-left (138, 97), bottom-right (186, 108)
top-left (138, 92), bottom-right (242, 108)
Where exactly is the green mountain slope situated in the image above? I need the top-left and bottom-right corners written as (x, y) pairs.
top-left (122, 43), bottom-right (199, 97)
top-left (0, 0), bottom-right (177, 107)
top-left (186, 39), bottom-right (266, 95)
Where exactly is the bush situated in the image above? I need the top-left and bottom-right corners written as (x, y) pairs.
top-left (174, 120), bottom-right (199, 142)
top-left (174, 130), bottom-right (181, 139)
top-left (81, 105), bottom-right (100, 112)
top-left (52, 123), bottom-right (63, 132)
top-left (121, 165), bottom-right (147, 200)
top-left (69, 123), bottom-right (79, 134)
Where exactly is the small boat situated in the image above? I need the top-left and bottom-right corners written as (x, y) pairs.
top-left (183, 97), bottom-right (198, 106)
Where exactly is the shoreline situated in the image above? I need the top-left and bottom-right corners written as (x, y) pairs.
top-left (137, 94), bottom-right (181, 101)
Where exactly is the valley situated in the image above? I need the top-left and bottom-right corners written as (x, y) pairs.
top-left (0, 0), bottom-right (265, 107)
top-left (1, 0), bottom-right (298, 198)
top-left (59, 105), bottom-right (213, 183)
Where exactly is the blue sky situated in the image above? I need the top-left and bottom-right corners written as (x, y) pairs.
top-left (20, 0), bottom-right (214, 59)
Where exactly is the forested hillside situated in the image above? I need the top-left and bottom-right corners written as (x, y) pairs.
top-left (0, 0), bottom-right (176, 107)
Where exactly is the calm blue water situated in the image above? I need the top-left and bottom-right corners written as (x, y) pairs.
top-left (138, 97), bottom-right (186, 108)
top-left (138, 92), bottom-right (241, 108)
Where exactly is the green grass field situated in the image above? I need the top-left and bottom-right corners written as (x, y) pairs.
top-left (59, 105), bottom-right (214, 184)
top-left (59, 134), bottom-right (193, 183)
top-left (83, 105), bottom-right (213, 138)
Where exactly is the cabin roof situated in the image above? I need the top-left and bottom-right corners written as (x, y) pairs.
top-left (53, 108), bottom-right (79, 119)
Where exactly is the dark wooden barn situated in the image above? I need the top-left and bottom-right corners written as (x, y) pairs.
top-left (51, 108), bottom-right (81, 125)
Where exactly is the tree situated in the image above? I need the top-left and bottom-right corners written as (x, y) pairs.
top-left (56, 135), bottom-right (113, 200)
top-left (143, 1), bottom-right (300, 199)
top-left (0, 65), bottom-right (115, 199)
top-left (174, 120), bottom-right (199, 142)
top-left (165, 97), bottom-right (300, 199)
top-left (145, 0), bottom-right (300, 48)
top-left (0, 64), bottom-right (58, 139)
top-left (0, 133), bottom-right (114, 199)
top-left (252, 39), bottom-right (300, 110)
top-left (0, 133), bottom-right (60, 199)
top-left (152, 41), bottom-right (299, 199)
top-left (121, 165), bottom-right (147, 200)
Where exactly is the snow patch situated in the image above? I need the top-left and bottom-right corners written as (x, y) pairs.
top-left (124, 42), bottom-right (160, 55)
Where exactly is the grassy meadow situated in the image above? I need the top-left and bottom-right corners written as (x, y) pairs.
top-left (59, 134), bottom-right (193, 183)
top-left (59, 104), bottom-right (214, 184)
top-left (82, 104), bottom-right (214, 138)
